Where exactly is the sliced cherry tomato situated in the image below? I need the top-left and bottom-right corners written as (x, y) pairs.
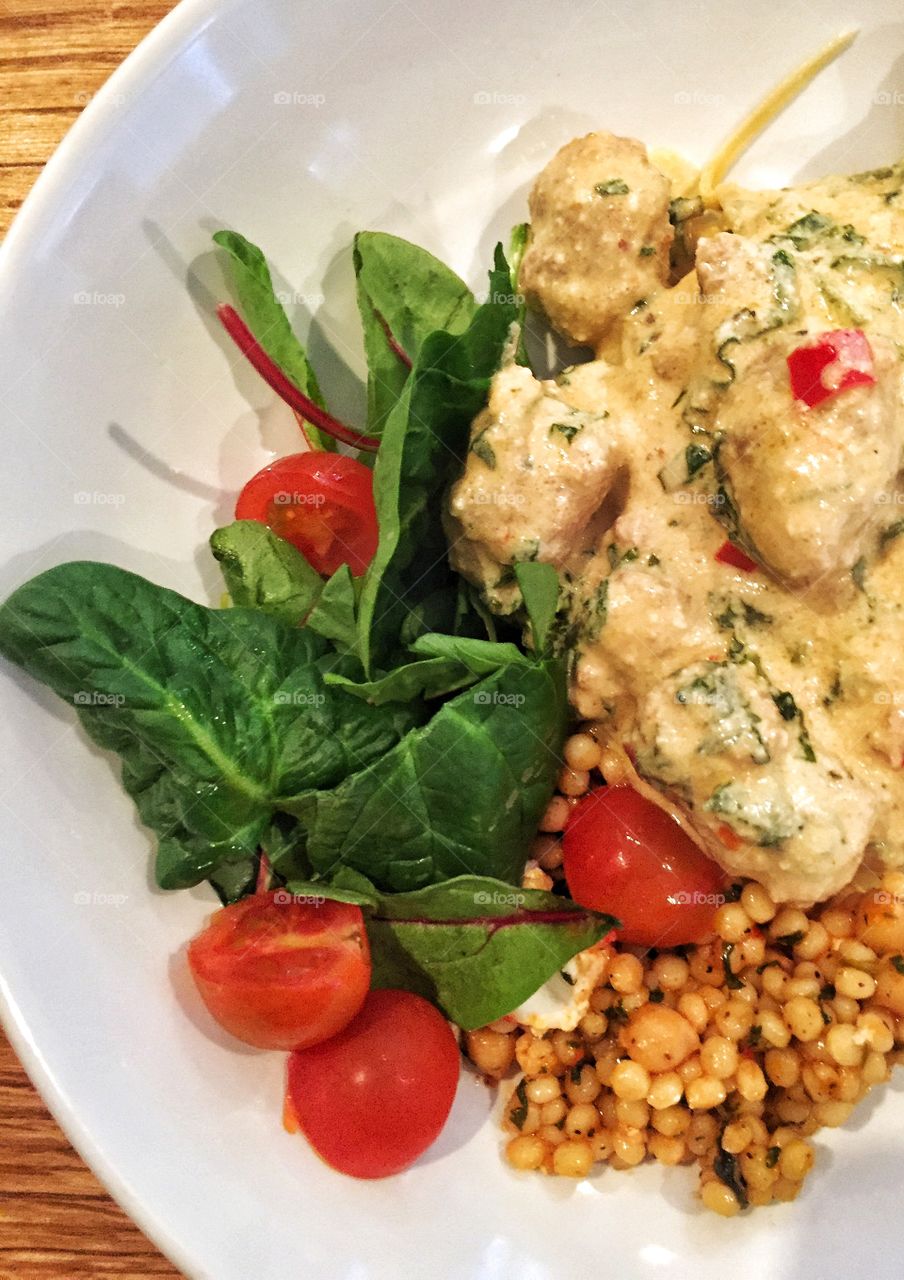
top-left (287, 989), bottom-right (460, 1178)
top-left (714, 540), bottom-right (757, 573)
top-left (235, 451), bottom-right (378, 576)
top-left (787, 328), bottom-right (875, 407)
top-left (187, 891), bottom-right (371, 1052)
top-left (562, 785), bottom-right (725, 947)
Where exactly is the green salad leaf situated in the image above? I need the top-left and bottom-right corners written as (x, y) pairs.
top-left (0, 563), bottom-right (420, 890)
top-left (357, 245), bottom-right (519, 673)
top-left (514, 562), bottom-right (560, 653)
top-left (287, 871), bottom-right (617, 1029)
top-left (353, 231), bottom-right (477, 437)
top-left (304, 564), bottom-right (360, 655)
top-left (210, 520), bottom-right (322, 623)
top-left (289, 653), bottom-right (567, 891)
top-left (213, 230), bottom-right (335, 451)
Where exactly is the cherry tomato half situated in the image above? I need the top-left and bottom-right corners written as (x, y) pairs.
top-left (187, 891), bottom-right (371, 1052)
top-left (236, 451), bottom-right (378, 576)
top-left (287, 989), bottom-right (460, 1178)
top-left (562, 785), bottom-right (725, 947)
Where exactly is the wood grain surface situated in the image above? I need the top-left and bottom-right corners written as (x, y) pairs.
top-left (1, 8), bottom-right (183, 1275)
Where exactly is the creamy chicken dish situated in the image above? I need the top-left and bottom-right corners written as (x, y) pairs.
top-left (447, 132), bottom-right (904, 906)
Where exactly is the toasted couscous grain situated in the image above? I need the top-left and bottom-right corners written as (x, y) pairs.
top-left (462, 735), bottom-right (904, 1215)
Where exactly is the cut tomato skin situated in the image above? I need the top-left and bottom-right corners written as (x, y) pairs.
top-left (562, 785), bottom-right (725, 947)
top-left (187, 891), bottom-right (371, 1052)
top-left (235, 451), bottom-right (378, 576)
top-left (287, 989), bottom-right (460, 1179)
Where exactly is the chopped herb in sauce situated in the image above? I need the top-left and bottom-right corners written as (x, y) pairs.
top-left (892, 955), bottom-right (904, 975)
top-left (510, 1079), bottom-right (529, 1128)
top-left (470, 428), bottom-right (496, 469)
top-left (594, 179), bottom-right (630, 196)
top-left (722, 942), bottom-right (744, 990)
top-left (550, 421), bottom-right (583, 444)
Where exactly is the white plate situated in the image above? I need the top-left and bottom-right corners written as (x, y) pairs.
top-left (2, 1), bottom-right (904, 1276)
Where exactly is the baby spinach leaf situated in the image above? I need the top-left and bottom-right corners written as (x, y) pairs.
top-left (514, 562), bottom-right (560, 653)
top-left (288, 653), bottom-right (568, 891)
top-left (325, 634), bottom-right (528, 705)
top-left (0, 562), bottom-right (420, 889)
top-left (324, 657), bottom-right (481, 705)
top-left (409, 633), bottom-right (529, 672)
top-left (304, 564), bottom-right (360, 655)
top-left (357, 245), bottom-right (519, 673)
top-left (353, 231), bottom-right (477, 437)
top-left (210, 520), bottom-right (322, 624)
top-left (213, 230), bottom-right (335, 451)
top-left (288, 872), bottom-right (617, 1030)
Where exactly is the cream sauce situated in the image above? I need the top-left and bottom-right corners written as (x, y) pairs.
top-left (448, 134), bottom-right (904, 905)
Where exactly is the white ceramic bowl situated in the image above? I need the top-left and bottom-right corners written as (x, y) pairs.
top-left (3, 1), bottom-right (904, 1276)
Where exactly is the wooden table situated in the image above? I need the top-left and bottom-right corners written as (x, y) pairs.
top-left (1, 9), bottom-right (183, 1274)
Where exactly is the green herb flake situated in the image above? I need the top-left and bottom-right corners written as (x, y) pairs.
top-left (714, 1146), bottom-right (749, 1210)
top-left (722, 942), bottom-right (744, 990)
top-left (470, 428), bottom-right (497, 469)
top-left (510, 1079), bottom-right (529, 1129)
top-left (819, 983), bottom-right (836, 1001)
top-left (639, 244), bottom-right (656, 257)
top-left (765, 1146), bottom-right (781, 1169)
top-left (649, 988), bottom-right (664, 1003)
top-left (550, 421), bottom-right (583, 444)
top-left (594, 179), bottom-right (630, 196)
top-left (892, 955), bottom-right (904, 975)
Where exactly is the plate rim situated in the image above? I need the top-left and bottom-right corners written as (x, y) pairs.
top-left (0, 4), bottom-right (230, 1273)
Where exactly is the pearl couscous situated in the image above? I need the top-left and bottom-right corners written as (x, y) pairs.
top-left (465, 730), bottom-right (904, 1217)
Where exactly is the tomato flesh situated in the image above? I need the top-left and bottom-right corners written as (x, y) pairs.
top-left (787, 328), bottom-right (875, 407)
top-left (287, 989), bottom-right (460, 1178)
top-left (563, 785), bottom-right (724, 946)
top-left (236, 451), bottom-right (378, 576)
top-left (187, 891), bottom-right (371, 1051)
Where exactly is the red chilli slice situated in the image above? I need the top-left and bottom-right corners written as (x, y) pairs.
top-left (715, 541), bottom-right (758, 573)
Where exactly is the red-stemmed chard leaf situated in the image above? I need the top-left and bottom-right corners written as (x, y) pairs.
top-left (217, 304), bottom-right (379, 453)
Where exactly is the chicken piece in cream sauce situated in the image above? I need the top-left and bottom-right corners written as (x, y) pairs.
top-left (447, 132), bottom-right (904, 905)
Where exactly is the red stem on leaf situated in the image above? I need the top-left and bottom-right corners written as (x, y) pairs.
top-left (373, 308), bottom-right (412, 369)
top-left (256, 851), bottom-right (272, 895)
top-left (216, 304), bottom-right (380, 453)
